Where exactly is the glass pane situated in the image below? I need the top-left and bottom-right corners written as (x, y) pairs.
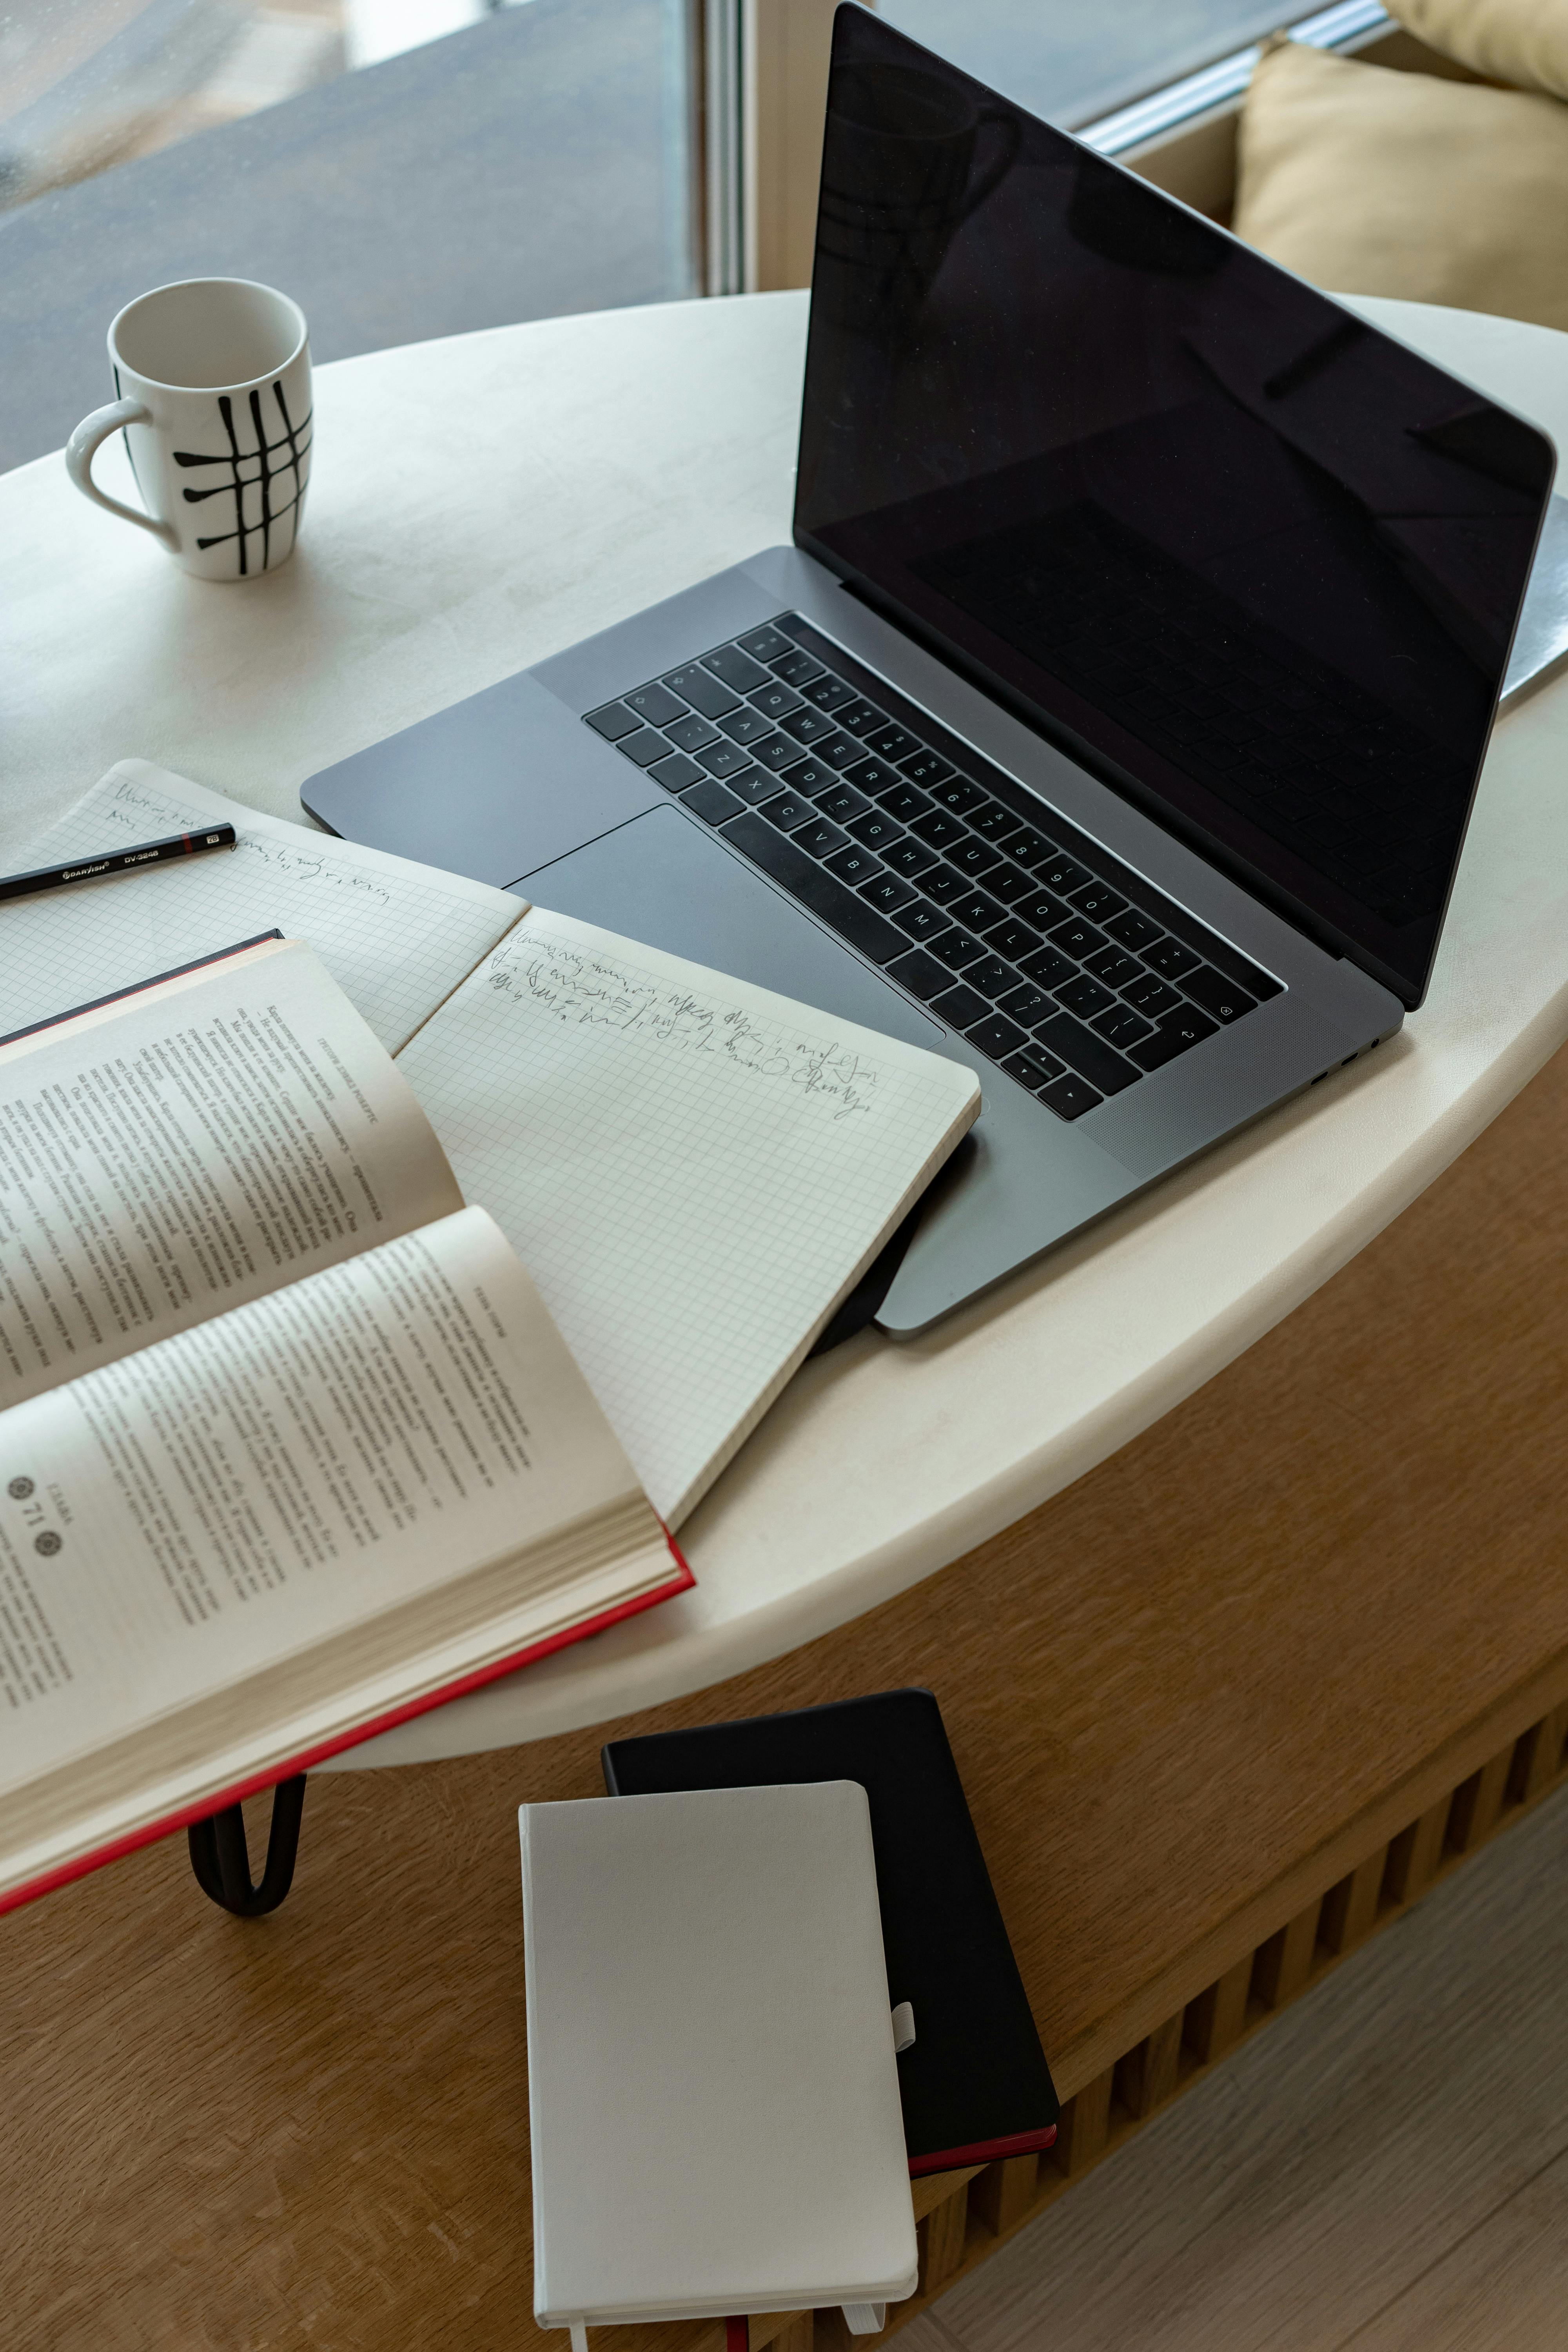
top-left (877, 0), bottom-right (1301, 128)
top-left (0, 0), bottom-right (701, 469)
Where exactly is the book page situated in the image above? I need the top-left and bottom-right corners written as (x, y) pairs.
top-left (0, 1207), bottom-right (650, 1808)
top-left (396, 910), bottom-right (981, 1526)
top-left (0, 939), bottom-right (461, 1410)
top-left (0, 761), bottom-right (524, 1053)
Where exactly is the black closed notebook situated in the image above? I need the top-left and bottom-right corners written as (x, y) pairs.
top-left (601, 1687), bottom-right (1059, 2174)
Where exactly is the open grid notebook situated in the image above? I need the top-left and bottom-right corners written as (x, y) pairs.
top-left (7, 766), bottom-right (980, 1529)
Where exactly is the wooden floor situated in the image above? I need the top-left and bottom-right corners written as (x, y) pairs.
top-left (909, 1776), bottom-right (1568, 2352)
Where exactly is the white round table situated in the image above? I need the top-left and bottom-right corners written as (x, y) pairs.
top-left (4, 290), bottom-right (1566, 1764)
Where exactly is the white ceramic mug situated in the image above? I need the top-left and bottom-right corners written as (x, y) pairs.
top-left (65, 278), bottom-right (312, 582)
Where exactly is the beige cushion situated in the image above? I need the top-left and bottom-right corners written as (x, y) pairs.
top-left (1232, 40), bottom-right (1568, 332)
top-left (1385, 0), bottom-right (1568, 100)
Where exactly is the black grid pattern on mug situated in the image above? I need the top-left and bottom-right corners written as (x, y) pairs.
top-left (174, 381), bottom-right (312, 574)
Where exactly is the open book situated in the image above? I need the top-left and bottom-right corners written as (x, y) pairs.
top-left (0, 771), bottom-right (980, 1906)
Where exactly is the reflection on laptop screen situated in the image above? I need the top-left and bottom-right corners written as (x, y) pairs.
top-left (794, 7), bottom-right (1554, 1006)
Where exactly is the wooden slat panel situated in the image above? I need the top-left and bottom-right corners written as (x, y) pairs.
top-left (1054, 2070), bottom-right (1114, 2177)
top-left (1447, 1746), bottom-right (1513, 1855)
top-left (918, 2184), bottom-right (969, 2296)
top-left (970, 2154), bottom-right (1039, 2238)
top-left (909, 2167), bottom-right (981, 2225)
top-left (1251, 1898), bottom-right (1321, 2009)
top-left (1184, 1953), bottom-right (1254, 2065)
top-left (1318, 1848), bottom-right (1386, 1958)
top-left (1114, 2013), bottom-right (1183, 2120)
top-left (1384, 1796), bottom-right (1451, 1904)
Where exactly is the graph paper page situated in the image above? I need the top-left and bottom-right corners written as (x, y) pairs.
top-left (397, 910), bottom-right (981, 1527)
top-left (2, 762), bottom-right (524, 1053)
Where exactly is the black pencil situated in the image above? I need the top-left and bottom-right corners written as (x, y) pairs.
top-left (0, 825), bottom-right (237, 904)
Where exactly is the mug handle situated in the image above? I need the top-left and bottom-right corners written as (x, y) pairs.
top-left (65, 399), bottom-right (179, 551)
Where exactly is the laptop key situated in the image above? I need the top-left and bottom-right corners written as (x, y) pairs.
top-left (681, 778), bottom-right (745, 826)
top-left (759, 788), bottom-right (816, 830)
top-left (801, 675), bottom-right (856, 712)
top-left (887, 947), bottom-right (956, 1002)
top-left (846, 809), bottom-right (905, 851)
top-left (900, 749), bottom-right (955, 788)
top-left (949, 889), bottom-right (1005, 932)
top-left (931, 927), bottom-right (986, 971)
top-left (1084, 947), bottom-right (1143, 990)
top-left (585, 700), bottom-right (642, 741)
top-left (780, 756), bottom-right (833, 793)
top-left (737, 625), bottom-right (794, 663)
top-left (720, 707), bottom-right (776, 746)
top-left (866, 722), bottom-right (921, 761)
top-left (837, 698), bottom-right (886, 735)
top-left (626, 682), bottom-right (688, 727)
top-left (1018, 944), bottom-right (1077, 990)
top-left (814, 780), bottom-right (871, 822)
top-left (665, 664), bottom-right (740, 719)
top-left (918, 865), bottom-right (969, 905)
top-left (665, 711), bottom-right (719, 753)
top-left (911, 808), bottom-right (965, 849)
top-left (1093, 1004), bottom-right (1154, 1050)
top-left (1015, 887), bottom-right (1074, 930)
top-left (884, 837), bottom-right (939, 878)
top-left (929, 983), bottom-right (990, 1029)
top-left (618, 728), bottom-right (673, 768)
top-left (1121, 971), bottom-right (1184, 1016)
top-left (1039, 1073), bottom-right (1104, 1121)
top-left (650, 752), bottom-right (707, 792)
top-left (720, 811), bottom-right (907, 965)
top-left (946, 837), bottom-right (1003, 878)
top-left (780, 706), bottom-right (836, 744)
top-left (1143, 935), bottom-right (1203, 981)
top-left (894, 901), bottom-right (949, 943)
top-left (1002, 1044), bottom-right (1068, 1091)
top-left (966, 1013), bottom-right (1027, 1060)
top-left (1103, 906), bottom-right (1163, 953)
top-left (877, 780), bottom-right (934, 822)
top-left (769, 648), bottom-right (822, 686)
top-left (1038, 853), bottom-right (1094, 895)
top-left (705, 645), bottom-right (769, 692)
top-left (985, 916), bottom-right (1043, 964)
top-left (1128, 1006), bottom-right (1220, 1069)
top-left (1033, 1012), bottom-right (1140, 1095)
top-left (996, 825), bottom-right (1056, 868)
top-left (1181, 964), bottom-right (1258, 1023)
top-left (930, 775), bottom-right (985, 816)
top-left (1071, 880), bottom-right (1128, 922)
top-left (1055, 973), bottom-right (1115, 1019)
top-left (753, 733), bottom-right (802, 772)
top-left (825, 846), bottom-right (883, 887)
top-left (698, 739), bottom-right (756, 780)
top-left (724, 766), bottom-right (786, 806)
top-left (984, 863), bottom-right (1037, 906)
top-left (965, 955), bottom-right (1016, 999)
top-left (748, 682), bottom-right (803, 722)
top-left (997, 982), bottom-right (1055, 1027)
top-left (1048, 915), bottom-right (1110, 960)
top-left (971, 802), bottom-right (1021, 840)
top-left (795, 818), bottom-right (849, 860)
top-left (857, 869), bottom-right (915, 909)
top-left (817, 732), bottom-right (866, 771)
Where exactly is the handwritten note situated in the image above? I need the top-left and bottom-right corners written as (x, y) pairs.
top-left (400, 908), bottom-right (980, 1525)
top-left (488, 935), bottom-right (884, 1122)
top-left (1, 761), bottom-right (522, 1053)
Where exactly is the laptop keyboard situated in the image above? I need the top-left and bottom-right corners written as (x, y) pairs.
top-left (583, 612), bottom-right (1280, 1122)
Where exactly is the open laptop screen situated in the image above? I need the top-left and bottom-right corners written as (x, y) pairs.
top-left (793, 7), bottom-right (1554, 1007)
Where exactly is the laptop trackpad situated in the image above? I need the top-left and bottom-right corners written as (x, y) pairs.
top-left (513, 805), bottom-right (948, 1052)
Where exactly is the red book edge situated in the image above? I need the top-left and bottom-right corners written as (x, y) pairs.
top-left (0, 1533), bottom-right (694, 1918)
top-left (907, 2123), bottom-right (1058, 2176)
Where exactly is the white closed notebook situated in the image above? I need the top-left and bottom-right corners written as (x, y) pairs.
top-left (520, 1782), bottom-right (918, 2330)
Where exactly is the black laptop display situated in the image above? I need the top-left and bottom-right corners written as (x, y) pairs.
top-left (798, 7), bottom-right (1552, 1006)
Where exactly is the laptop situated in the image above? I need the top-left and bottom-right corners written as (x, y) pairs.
top-left (302, 5), bottom-right (1555, 1336)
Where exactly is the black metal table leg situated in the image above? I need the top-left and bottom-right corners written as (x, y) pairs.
top-left (187, 1777), bottom-right (307, 1915)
